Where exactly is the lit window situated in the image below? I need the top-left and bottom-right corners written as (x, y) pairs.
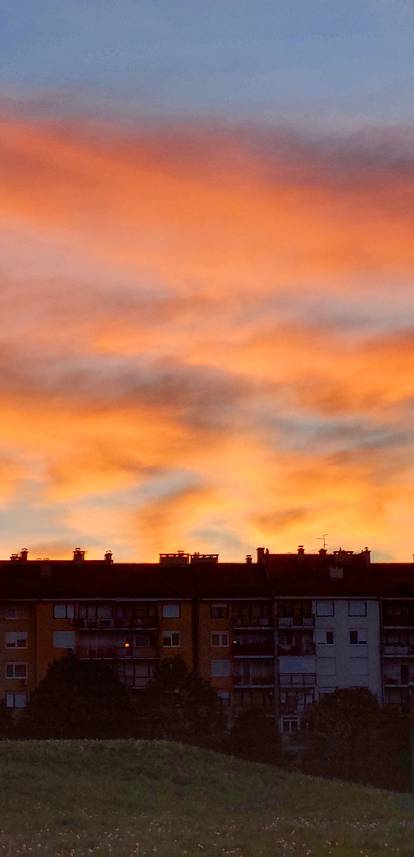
top-left (162, 631), bottom-right (181, 647)
top-left (211, 632), bottom-right (229, 647)
top-left (6, 663), bottom-right (28, 679)
top-left (211, 659), bottom-right (231, 678)
top-left (162, 604), bottom-right (180, 619)
top-left (349, 629), bottom-right (367, 645)
top-left (53, 604), bottom-right (75, 620)
top-left (5, 631), bottom-right (27, 649)
top-left (348, 601), bottom-right (367, 617)
top-left (53, 631), bottom-right (76, 649)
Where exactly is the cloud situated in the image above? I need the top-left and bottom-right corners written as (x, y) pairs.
top-left (1, 112), bottom-right (414, 559)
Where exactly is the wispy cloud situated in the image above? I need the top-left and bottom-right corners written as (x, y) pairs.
top-left (1, 113), bottom-right (414, 559)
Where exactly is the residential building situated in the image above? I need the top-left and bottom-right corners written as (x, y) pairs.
top-left (0, 545), bottom-right (413, 733)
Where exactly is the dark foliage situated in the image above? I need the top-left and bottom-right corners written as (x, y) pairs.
top-left (302, 687), bottom-right (411, 791)
top-left (230, 707), bottom-right (280, 763)
top-left (0, 702), bottom-right (13, 739)
top-left (134, 656), bottom-right (225, 746)
top-left (20, 654), bottom-right (133, 739)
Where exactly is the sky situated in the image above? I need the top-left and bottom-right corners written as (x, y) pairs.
top-left (0, 1), bottom-right (414, 561)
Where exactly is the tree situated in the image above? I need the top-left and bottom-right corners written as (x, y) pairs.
top-left (135, 656), bottom-right (224, 746)
top-left (302, 688), bottom-right (410, 791)
top-left (230, 707), bottom-right (280, 764)
top-left (21, 654), bottom-right (133, 739)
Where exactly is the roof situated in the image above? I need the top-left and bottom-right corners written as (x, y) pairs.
top-left (0, 555), bottom-right (413, 600)
top-left (0, 559), bottom-right (269, 601)
top-left (263, 553), bottom-right (414, 598)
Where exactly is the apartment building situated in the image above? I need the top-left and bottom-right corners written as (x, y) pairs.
top-left (0, 546), bottom-right (413, 732)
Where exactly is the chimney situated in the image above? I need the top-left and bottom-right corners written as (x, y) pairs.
top-left (297, 545), bottom-right (305, 556)
top-left (104, 550), bottom-right (113, 564)
top-left (257, 547), bottom-right (266, 563)
top-left (319, 548), bottom-right (327, 557)
top-left (245, 554), bottom-right (252, 564)
top-left (73, 548), bottom-right (85, 562)
top-left (363, 547), bottom-right (371, 564)
top-left (19, 548), bottom-right (28, 562)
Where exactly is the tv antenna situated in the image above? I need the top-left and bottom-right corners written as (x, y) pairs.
top-left (316, 534), bottom-right (328, 549)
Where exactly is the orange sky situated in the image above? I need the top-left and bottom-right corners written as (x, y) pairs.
top-left (1, 115), bottom-right (414, 561)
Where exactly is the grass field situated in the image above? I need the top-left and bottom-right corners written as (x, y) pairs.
top-left (0, 741), bottom-right (413, 856)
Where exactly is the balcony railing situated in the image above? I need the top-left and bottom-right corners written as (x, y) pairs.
top-left (277, 643), bottom-right (316, 657)
top-left (382, 617), bottom-right (414, 628)
top-left (277, 616), bottom-right (314, 628)
top-left (383, 676), bottom-right (414, 686)
top-left (74, 616), bottom-right (159, 630)
top-left (383, 644), bottom-right (414, 656)
top-left (232, 617), bottom-right (272, 629)
top-left (231, 643), bottom-right (274, 656)
top-left (233, 673), bottom-right (274, 687)
top-left (279, 673), bottom-right (317, 686)
top-left (78, 646), bottom-right (158, 660)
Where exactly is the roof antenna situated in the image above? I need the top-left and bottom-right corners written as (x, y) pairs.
top-left (316, 534), bottom-right (328, 550)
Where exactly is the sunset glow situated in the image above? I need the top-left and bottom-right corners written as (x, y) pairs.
top-left (1, 3), bottom-right (414, 561)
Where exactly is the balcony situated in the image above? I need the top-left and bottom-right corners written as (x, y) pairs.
top-left (383, 644), bottom-right (414, 656)
top-left (383, 676), bottom-right (414, 687)
top-left (382, 617), bottom-right (414, 628)
top-left (277, 616), bottom-right (314, 629)
top-left (232, 617), bottom-right (272, 629)
top-left (78, 646), bottom-right (158, 660)
top-left (232, 642), bottom-right (274, 657)
top-left (233, 667), bottom-right (274, 687)
top-left (74, 616), bottom-right (159, 630)
top-left (279, 673), bottom-right (317, 687)
top-left (277, 643), bottom-right (316, 657)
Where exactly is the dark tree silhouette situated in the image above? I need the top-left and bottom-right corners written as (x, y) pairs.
top-left (135, 656), bottom-right (224, 746)
top-left (302, 687), bottom-right (411, 791)
top-left (230, 707), bottom-right (280, 763)
top-left (21, 654), bottom-right (133, 739)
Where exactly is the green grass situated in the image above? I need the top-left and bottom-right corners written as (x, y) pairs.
top-left (0, 741), bottom-right (413, 856)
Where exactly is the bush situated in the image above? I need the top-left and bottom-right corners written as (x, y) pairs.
top-left (230, 707), bottom-right (280, 763)
top-left (21, 654), bottom-right (134, 739)
top-left (302, 688), bottom-right (411, 791)
top-left (134, 656), bottom-right (225, 747)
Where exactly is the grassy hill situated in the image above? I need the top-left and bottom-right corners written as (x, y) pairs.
top-left (0, 741), bottom-right (413, 856)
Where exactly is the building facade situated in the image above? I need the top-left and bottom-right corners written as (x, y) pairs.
top-left (1, 546), bottom-right (413, 733)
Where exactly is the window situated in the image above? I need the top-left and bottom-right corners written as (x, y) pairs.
top-left (349, 629), bottom-right (367, 645)
top-left (210, 603), bottom-right (228, 619)
top-left (217, 690), bottom-right (231, 706)
top-left (315, 629), bottom-right (334, 645)
top-left (282, 717), bottom-right (299, 734)
top-left (348, 601), bottom-right (367, 617)
top-left (53, 631), bottom-right (76, 649)
top-left (6, 663), bottom-right (28, 679)
top-left (5, 607), bottom-right (17, 620)
top-left (53, 604), bottom-right (75, 620)
top-left (316, 601), bottom-right (334, 617)
top-left (211, 659), bottom-right (231, 678)
top-left (162, 604), bottom-right (180, 619)
top-left (5, 631), bottom-right (27, 649)
top-left (6, 692), bottom-right (27, 709)
top-left (162, 631), bottom-right (181, 647)
top-left (211, 632), bottom-right (229, 647)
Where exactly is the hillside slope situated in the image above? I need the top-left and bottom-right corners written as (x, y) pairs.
top-left (0, 740), bottom-right (413, 856)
